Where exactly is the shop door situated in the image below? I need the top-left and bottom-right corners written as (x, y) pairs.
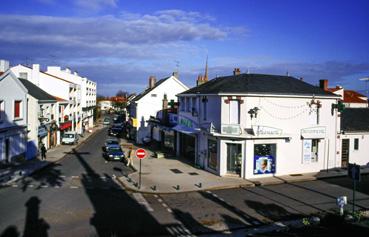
top-left (180, 134), bottom-right (195, 162)
top-left (227, 143), bottom-right (242, 175)
top-left (341, 139), bottom-right (350, 168)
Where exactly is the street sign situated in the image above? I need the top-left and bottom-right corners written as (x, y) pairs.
top-left (348, 163), bottom-right (361, 181)
top-left (135, 148), bottom-right (146, 159)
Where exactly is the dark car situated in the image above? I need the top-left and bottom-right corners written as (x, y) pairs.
top-left (103, 138), bottom-right (120, 151)
top-left (108, 125), bottom-right (123, 137)
top-left (103, 145), bottom-right (125, 161)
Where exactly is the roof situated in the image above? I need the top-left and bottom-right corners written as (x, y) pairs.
top-left (343, 90), bottom-right (367, 103)
top-left (133, 77), bottom-right (170, 102)
top-left (341, 108), bottom-right (369, 132)
top-left (20, 64), bottom-right (77, 85)
top-left (326, 87), bottom-right (342, 93)
top-left (180, 73), bottom-right (338, 97)
top-left (19, 79), bottom-right (57, 102)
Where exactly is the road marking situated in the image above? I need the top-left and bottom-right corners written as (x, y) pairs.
top-left (206, 190), bottom-right (212, 194)
top-left (70, 186), bottom-right (79, 189)
top-left (60, 175), bottom-right (66, 178)
top-left (40, 185), bottom-right (48, 188)
top-left (29, 184), bottom-right (34, 188)
top-left (162, 203), bottom-right (168, 208)
top-left (12, 184), bottom-right (18, 188)
top-left (54, 186), bottom-right (61, 188)
top-left (154, 194), bottom-right (158, 198)
top-left (132, 193), bottom-right (154, 212)
top-left (71, 176), bottom-right (79, 179)
top-left (167, 208), bottom-right (173, 213)
top-left (157, 198), bottom-right (163, 203)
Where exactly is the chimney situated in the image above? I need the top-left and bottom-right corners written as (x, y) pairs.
top-left (32, 64), bottom-right (40, 86)
top-left (0, 59), bottom-right (10, 72)
top-left (65, 67), bottom-right (71, 74)
top-left (319, 79), bottom-right (328, 91)
top-left (149, 76), bottom-right (156, 89)
top-left (73, 71), bottom-right (78, 76)
top-left (162, 94), bottom-right (168, 110)
top-left (172, 71), bottom-right (179, 79)
top-left (233, 68), bottom-right (241, 76)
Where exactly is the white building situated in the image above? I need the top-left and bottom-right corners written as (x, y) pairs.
top-left (176, 70), bottom-right (341, 179)
top-left (0, 68), bottom-right (28, 163)
top-left (11, 64), bottom-right (82, 140)
top-left (18, 79), bottom-right (57, 159)
top-left (46, 66), bottom-right (97, 133)
top-left (340, 108), bottom-right (369, 167)
top-left (98, 100), bottom-right (113, 111)
top-left (128, 73), bottom-right (188, 144)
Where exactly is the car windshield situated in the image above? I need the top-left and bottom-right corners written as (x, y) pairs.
top-left (104, 118), bottom-right (110, 121)
top-left (106, 140), bottom-right (119, 145)
top-left (109, 147), bottom-right (122, 152)
top-left (63, 134), bottom-right (75, 138)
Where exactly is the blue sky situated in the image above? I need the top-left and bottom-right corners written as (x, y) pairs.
top-left (1, 0), bottom-right (369, 96)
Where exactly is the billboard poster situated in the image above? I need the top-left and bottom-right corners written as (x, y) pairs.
top-left (254, 155), bottom-right (275, 174)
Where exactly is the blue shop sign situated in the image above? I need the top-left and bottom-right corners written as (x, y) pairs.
top-left (38, 126), bottom-right (48, 137)
top-left (168, 113), bottom-right (178, 125)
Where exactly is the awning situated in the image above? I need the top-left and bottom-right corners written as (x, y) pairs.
top-left (172, 124), bottom-right (200, 135)
top-left (59, 121), bottom-right (72, 131)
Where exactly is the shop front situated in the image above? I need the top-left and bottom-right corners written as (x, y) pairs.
top-left (59, 121), bottom-right (72, 142)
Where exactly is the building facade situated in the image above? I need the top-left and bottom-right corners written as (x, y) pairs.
top-left (177, 71), bottom-right (341, 179)
top-left (0, 70), bottom-right (28, 162)
top-left (128, 73), bottom-right (188, 144)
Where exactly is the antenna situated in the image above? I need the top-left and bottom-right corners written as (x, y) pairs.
top-left (359, 77), bottom-right (369, 98)
top-left (174, 60), bottom-right (180, 73)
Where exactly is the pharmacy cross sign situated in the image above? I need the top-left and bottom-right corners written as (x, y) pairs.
top-left (135, 148), bottom-right (146, 159)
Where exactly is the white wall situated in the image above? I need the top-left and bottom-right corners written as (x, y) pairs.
top-left (341, 133), bottom-right (369, 166)
top-left (135, 76), bottom-right (188, 143)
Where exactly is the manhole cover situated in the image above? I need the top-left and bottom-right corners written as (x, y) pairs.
top-left (188, 172), bottom-right (199, 176)
top-left (170, 169), bottom-right (183, 174)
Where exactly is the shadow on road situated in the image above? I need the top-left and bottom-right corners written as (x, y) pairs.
top-left (70, 148), bottom-right (168, 236)
top-left (20, 163), bottom-right (64, 192)
top-left (321, 174), bottom-right (369, 195)
top-left (0, 196), bottom-right (49, 237)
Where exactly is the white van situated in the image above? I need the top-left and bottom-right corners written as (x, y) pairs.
top-left (62, 132), bottom-right (79, 145)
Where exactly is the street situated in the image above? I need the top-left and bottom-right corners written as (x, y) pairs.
top-left (1, 127), bottom-right (369, 236)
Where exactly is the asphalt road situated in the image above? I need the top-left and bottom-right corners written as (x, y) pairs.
top-left (0, 125), bottom-right (368, 236)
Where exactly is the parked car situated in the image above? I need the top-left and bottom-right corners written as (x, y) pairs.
top-left (103, 118), bottom-right (110, 125)
top-left (61, 132), bottom-right (79, 145)
top-left (103, 138), bottom-right (120, 151)
top-left (108, 125), bottom-right (124, 137)
top-left (103, 145), bottom-right (125, 161)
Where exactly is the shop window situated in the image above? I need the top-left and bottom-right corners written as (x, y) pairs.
top-left (254, 144), bottom-right (276, 174)
top-left (208, 139), bottom-right (217, 170)
top-left (14, 100), bottom-right (22, 119)
top-left (354, 138), bottom-right (359, 150)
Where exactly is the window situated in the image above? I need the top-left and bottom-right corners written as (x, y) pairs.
top-left (14, 100), bottom-right (22, 119)
top-left (354, 138), bottom-right (359, 150)
top-left (229, 100), bottom-right (240, 124)
top-left (151, 94), bottom-right (157, 97)
top-left (202, 96), bottom-right (208, 121)
top-left (186, 97), bottom-right (191, 112)
top-left (0, 100), bottom-right (4, 121)
top-left (191, 97), bottom-right (197, 116)
top-left (19, 72), bottom-right (28, 79)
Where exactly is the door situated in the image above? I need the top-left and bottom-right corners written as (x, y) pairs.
top-left (5, 138), bottom-right (10, 163)
top-left (341, 139), bottom-right (350, 168)
top-left (226, 143), bottom-right (242, 175)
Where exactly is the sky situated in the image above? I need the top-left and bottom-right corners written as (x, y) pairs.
top-left (1, 0), bottom-right (369, 96)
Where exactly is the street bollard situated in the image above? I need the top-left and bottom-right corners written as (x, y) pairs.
top-left (336, 196), bottom-right (347, 216)
top-left (151, 185), bottom-right (157, 191)
top-left (174, 185), bottom-right (180, 190)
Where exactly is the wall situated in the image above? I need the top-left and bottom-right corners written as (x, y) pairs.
top-left (341, 133), bottom-right (369, 166)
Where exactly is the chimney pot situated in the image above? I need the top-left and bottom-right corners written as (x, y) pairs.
top-left (149, 76), bottom-right (156, 89)
top-left (319, 79), bottom-right (328, 91)
top-left (0, 59), bottom-right (10, 72)
top-left (233, 68), bottom-right (241, 76)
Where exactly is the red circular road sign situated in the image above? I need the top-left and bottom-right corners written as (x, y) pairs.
top-left (135, 148), bottom-right (146, 159)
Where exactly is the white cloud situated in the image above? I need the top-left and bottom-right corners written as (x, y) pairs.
top-left (75, 0), bottom-right (118, 10)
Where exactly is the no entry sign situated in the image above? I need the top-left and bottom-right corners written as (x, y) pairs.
top-left (135, 148), bottom-right (146, 159)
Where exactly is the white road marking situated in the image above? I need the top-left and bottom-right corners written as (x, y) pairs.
top-left (12, 184), bottom-right (18, 188)
top-left (162, 203), bottom-right (168, 208)
top-left (206, 190), bottom-right (212, 193)
top-left (132, 193), bottom-right (154, 212)
top-left (167, 208), bottom-right (173, 213)
top-left (60, 175), bottom-right (66, 178)
top-left (71, 176), bottom-right (79, 179)
top-left (70, 186), bottom-right (79, 189)
top-left (29, 185), bottom-right (34, 188)
top-left (40, 185), bottom-right (48, 188)
top-left (154, 194), bottom-right (158, 198)
top-left (157, 198), bottom-right (163, 203)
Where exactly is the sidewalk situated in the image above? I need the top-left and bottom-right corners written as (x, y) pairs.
top-left (117, 143), bottom-right (369, 193)
top-left (0, 124), bottom-right (103, 186)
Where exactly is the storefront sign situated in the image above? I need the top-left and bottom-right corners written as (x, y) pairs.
top-left (252, 125), bottom-right (283, 136)
top-left (59, 121), bottom-right (72, 131)
top-left (179, 117), bottom-right (193, 128)
top-left (253, 155), bottom-right (275, 174)
top-left (302, 139), bottom-right (312, 164)
top-left (221, 124), bottom-right (241, 135)
top-left (301, 126), bottom-right (326, 138)
top-left (130, 118), bottom-right (138, 127)
top-left (168, 113), bottom-right (178, 125)
top-left (38, 126), bottom-right (48, 137)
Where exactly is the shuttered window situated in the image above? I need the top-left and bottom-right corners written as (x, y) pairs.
top-left (14, 100), bottom-right (21, 119)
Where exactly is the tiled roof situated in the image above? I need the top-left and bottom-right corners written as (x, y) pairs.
top-left (133, 77), bottom-right (170, 102)
top-left (341, 108), bottom-right (369, 132)
top-left (180, 73), bottom-right (338, 97)
top-left (343, 90), bottom-right (367, 103)
top-left (19, 79), bottom-right (57, 102)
